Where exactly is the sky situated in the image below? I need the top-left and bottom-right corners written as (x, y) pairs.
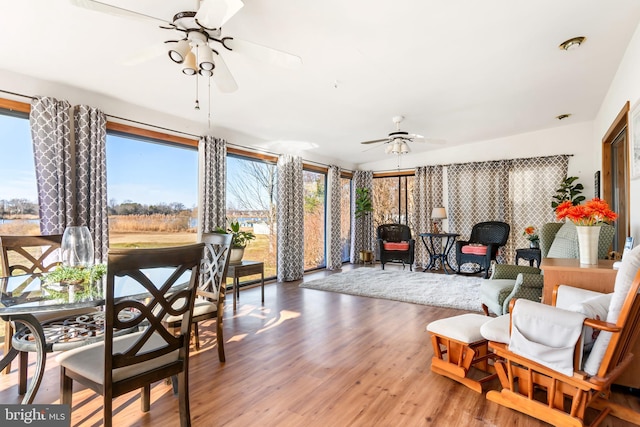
top-left (0, 114), bottom-right (198, 208)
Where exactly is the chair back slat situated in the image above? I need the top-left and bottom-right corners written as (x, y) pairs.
top-left (104, 244), bottom-right (203, 373)
top-left (0, 235), bottom-right (62, 276)
top-left (199, 233), bottom-right (232, 302)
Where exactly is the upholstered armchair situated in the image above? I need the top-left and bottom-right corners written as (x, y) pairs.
top-left (455, 221), bottom-right (510, 278)
top-left (480, 264), bottom-right (543, 316)
top-left (540, 221), bottom-right (614, 259)
top-left (377, 224), bottom-right (415, 271)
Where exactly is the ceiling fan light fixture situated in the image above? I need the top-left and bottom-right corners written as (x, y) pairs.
top-left (399, 142), bottom-right (409, 154)
top-left (182, 51), bottom-right (198, 75)
top-left (168, 39), bottom-right (191, 63)
top-left (384, 143), bottom-right (394, 154)
top-left (197, 44), bottom-right (215, 71)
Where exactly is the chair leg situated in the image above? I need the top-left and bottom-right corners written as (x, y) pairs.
top-left (482, 304), bottom-right (490, 316)
top-left (217, 316), bottom-right (225, 363)
top-left (178, 371), bottom-right (191, 427)
top-left (59, 368), bottom-right (74, 414)
top-left (18, 350), bottom-right (28, 395)
top-left (103, 392), bottom-right (113, 427)
top-left (141, 385), bottom-right (151, 412)
top-left (2, 322), bottom-right (12, 374)
top-left (193, 324), bottom-right (200, 350)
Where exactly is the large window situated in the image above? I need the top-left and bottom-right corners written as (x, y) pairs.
top-left (106, 132), bottom-right (198, 248)
top-left (227, 155), bottom-right (277, 279)
top-left (303, 169), bottom-right (326, 269)
top-left (0, 110), bottom-right (40, 239)
top-left (372, 175), bottom-right (414, 229)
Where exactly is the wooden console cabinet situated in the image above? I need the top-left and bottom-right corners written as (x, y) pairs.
top-left (540, 258), bottom-right (640, 389)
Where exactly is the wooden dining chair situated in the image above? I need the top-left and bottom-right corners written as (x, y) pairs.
top-left (1, 234), bottom-right (62, 376)
top-left (164, 233), bottom-right (232, 362)
top-left (56, 244), bottom-right (204, 427)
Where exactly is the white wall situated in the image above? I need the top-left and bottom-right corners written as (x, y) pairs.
top-left (594, 21), bottom-right (640, 243)
top-left (359, 121), bottom-right (598, 197)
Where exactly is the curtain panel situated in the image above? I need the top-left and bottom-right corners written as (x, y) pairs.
top-left (447, 155), bottom-right (569, 270)
top-left (413, 165), bottom-right (443, 269)
top-left (350, 170), bottom-right (373, 263)
top-left (326, 165), bottom-right (342, 270)
top-left (73, 105), bottom-right (108, 262)
top-left (30, 96), bottom-right (73, 235)
top-left (198, 135), bottom-right (227, 237)
top-left (276, 154), bottom-right (304, 281)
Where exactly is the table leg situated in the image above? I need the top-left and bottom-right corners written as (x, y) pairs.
top-left (261, 272), bottom-right (264, 303)
top-left (442, 236), bottom-right (457, 274)
top-left (233, 277), bottom-right (237, 311)
top-left (9, 314), bottom-right (46, 404)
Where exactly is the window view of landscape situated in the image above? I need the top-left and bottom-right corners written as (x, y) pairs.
top-left (106, 132), bottom-right (198, 249)
top-left (303, 170), bottom-right (326, 269)
top-left (372, 175), bottom-right (415, 237)
top-left (340, 177), bottom-right (352, 262)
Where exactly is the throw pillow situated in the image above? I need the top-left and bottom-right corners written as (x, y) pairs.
top-left (461, 245), bottom-right (487, 255)
top-left (566, 293), bottom-right (612, 352)
top-left (547, 221), bottom-right (578, 259)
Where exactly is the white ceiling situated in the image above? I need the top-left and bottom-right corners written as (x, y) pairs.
top-left (2, 0), bottom-right (640, 168)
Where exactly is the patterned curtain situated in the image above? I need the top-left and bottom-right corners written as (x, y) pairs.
top-left (198, 135), bottom-right (227, 237)
top-left (448, 155), bottom-right (569, 270)
top-left (276, 154), bottom-right (304, 281)
top-left (350, 170), bottom-right (373, 263)
top-left (508, 155), bottom-right (569, 260)
top-left (326, 165), bottom-right (342, 270)
top-left (413, 165), bottom-right (444, 269)
top-left (30, 96), bottom-right (73, 234)
top-left (73, 105), bottom-right (108, 263)
top-left (448, 160), bottom-right (510, 270)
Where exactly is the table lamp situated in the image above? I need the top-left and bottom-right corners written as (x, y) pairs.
top-left (431, 207), bottom-right (447, 234)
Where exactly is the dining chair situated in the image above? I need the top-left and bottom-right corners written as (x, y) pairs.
top-left (1, 234), bottom-right (62, 376)
top-left (164, 233), bottom-right (232, 362)
top-left (56, 244), bottom-right (204, 427)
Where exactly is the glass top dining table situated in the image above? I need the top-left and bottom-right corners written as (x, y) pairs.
top-left (0, 268), bottom-right (189, 404)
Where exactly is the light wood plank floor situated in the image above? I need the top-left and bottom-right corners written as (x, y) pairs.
top-left (1, 264), bottom-right (639, 426)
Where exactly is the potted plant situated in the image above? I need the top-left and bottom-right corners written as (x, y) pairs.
top-left (551, 176), bottom-right (585, 209)
top-left (354, 187), bottom-right (374, 263)
top-left (215, 220), bottom-right (256, 265)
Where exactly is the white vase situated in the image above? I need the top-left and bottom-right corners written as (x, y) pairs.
top-left (61, 226), bottom-right (94, 267)
top-left (229, 247), bottom-right (245, 265)
top-left (576, 225), bottom-right (600, 265)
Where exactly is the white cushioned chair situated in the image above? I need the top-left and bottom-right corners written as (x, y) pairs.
top-left (479, 245), bottom-right (640, 426)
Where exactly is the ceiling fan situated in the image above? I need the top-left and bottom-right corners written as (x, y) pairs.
top-left (361, 116), bottom-right (441, 154)
top-left (70, 0), bottom-right (302, 94)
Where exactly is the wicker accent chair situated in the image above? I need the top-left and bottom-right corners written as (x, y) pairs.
top-left (455, 221), bottom-right (510, 278)
top-left (57, 244), bottom-right (204, 427)
top-left (377, 224), bottom-right (415, 271)
top-left (482, 245), bottom-right (640, 426)
top-left (540, 221), bottom-right (615, 259)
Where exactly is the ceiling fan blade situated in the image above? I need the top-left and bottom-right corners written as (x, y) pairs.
top-left (361, 142), bottom-right (386, 152)
top-left (407, 133), bottom-right (424, 139)
top-left (412, 138), bottom-right (447, 145)
top-left (122, 43), bottom-right (167, 66)
top-left (225, 38), bottom-right (302, 69)
top-left (360, 138), bottom-right (389, 145)
top-left (196, 0), bottom-right (244, 29)
top-left (212, 54), bottom-right (238, 93)
top-left (69, 0), bottom-right (167, 25)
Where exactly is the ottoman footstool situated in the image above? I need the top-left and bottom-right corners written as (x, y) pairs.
top-left (426, 313), bottom-right (497, 393)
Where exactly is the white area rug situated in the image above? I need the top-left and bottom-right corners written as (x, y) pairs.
top-left (300, 269), bottom-right (483, 312)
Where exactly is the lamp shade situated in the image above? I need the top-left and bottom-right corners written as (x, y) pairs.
top-left (182, 51), bottom-right (197, 75)
top-left (431, 207), bottom-right (447, 220)
top-left (168, 39), bottom-right (191, 64)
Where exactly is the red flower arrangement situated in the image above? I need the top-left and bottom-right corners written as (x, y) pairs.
top-left (555, 197), bottom-right (617, 226)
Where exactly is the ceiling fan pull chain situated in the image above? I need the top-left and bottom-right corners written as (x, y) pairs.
top-left (208, 77), bottom-right (212, 129)
top-left (195, 48), bottom-right (200, 110)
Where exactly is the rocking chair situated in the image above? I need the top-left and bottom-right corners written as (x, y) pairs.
top-left (485, 245), bottom-right (640, 426)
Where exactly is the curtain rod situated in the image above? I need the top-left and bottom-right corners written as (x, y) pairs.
top-left (0, 88), bottom-right (347, 170)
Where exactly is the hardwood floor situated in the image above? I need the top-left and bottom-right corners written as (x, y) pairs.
top-left (1, 264), bottom-right (639, 426)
